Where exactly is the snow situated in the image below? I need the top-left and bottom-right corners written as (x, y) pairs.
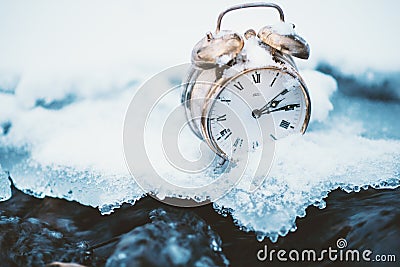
top-left (301, 70), bottom-right (337, 122)
top-left (216, 126), bottom-right (400, 242)
top-left (270, 21), bottom-right (295, 35)
top-left (0, 165), bottom-right (11, 202)
top-left (0, 0), bottom-right (399, 240)
top-left (243, 37), bottom-right (278, 69)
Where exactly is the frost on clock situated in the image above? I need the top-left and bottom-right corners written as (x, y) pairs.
top-left (270, 21), bottom-right (295, 35)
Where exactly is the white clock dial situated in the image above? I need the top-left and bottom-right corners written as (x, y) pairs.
top-left (205, 67), bottom-right (310, 160)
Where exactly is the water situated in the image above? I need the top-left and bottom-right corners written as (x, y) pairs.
top-left (0, 181), bottom-right (398, 266)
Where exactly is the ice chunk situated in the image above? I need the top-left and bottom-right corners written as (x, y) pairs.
top-left (0, 165), bottom-right (12, 202)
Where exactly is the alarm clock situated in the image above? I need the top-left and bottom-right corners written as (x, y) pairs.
top-left (182, 2), bottom-right (311, 162)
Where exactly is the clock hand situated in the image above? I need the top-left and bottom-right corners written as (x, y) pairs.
top-left (261, 103), bottom-right (300, 114)
top-left (252, 89), bottom-right (288, 118)
top-left (269, 98), bottom-right (285, 108)
top-left (259, 90), bottom-right (288, 112)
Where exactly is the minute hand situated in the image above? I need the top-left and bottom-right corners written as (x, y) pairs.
top-left (257, 89), bottom-right (289, 113)
top-left (262, 104), bottom-right (300, 114)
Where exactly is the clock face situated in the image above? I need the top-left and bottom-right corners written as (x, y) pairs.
top-left (205, 67), bottom-right (310, 160)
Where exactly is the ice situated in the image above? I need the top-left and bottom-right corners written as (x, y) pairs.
top-left (0, 87), bottom-right (144, 213)
top-left (215, 127), bottom-right (400, 242)
top-left (0, 69), bottom-right (145, 212)
top-left (0, 165), bottom-right (12, 202)
top-left (1, 66), bottom-right (399, 241)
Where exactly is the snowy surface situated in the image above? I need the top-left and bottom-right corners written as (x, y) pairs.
top-left (0, 0), bottom-right (399, 241)
top-left (270, 21), bottom-right (295, 35)
top-left (0, 165), bottom-right (11, 202)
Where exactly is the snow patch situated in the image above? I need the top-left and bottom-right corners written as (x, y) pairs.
top-left (0, 165), bottom-right (11, 202)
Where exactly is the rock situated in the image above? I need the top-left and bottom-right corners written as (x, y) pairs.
top-left (106, 208), bottom-right (229, 267)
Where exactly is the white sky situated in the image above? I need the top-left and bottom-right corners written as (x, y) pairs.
top-left (0, 0), bottom-right (399, 77)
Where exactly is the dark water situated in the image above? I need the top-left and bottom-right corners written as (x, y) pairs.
top-left (0, 178), bottom-right (398, 267)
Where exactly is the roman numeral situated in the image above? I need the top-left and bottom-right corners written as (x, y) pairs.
top-left (233, 137), bottom-right (243, 152)
top-left (216, 114), bottom-right (226, 121)
top-left (252, 141), bottom-right (259, 149)
top-left (279, 120), bottom-right (290, 129)
top-left (218, 97), bottom-right (231, 103)
top-left (224, 131), bottom-right (232, 140)
top-left (217, 128), bottom-right (231, 140)
top-left (270, 72), bottom-right (280, 87)
top-left (284, 104), bottom-right (300, 111)
top-left (233, 138), bottom-right (242, 148)
top-left (233, 81), bottom-right (244, 90)
top-left (252, 72), bottom-right (261, 83)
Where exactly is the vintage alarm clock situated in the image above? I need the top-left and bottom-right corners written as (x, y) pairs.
top-left (182, 2), bottom-right (311, 162)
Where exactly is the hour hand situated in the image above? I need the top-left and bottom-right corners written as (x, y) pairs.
top-left (269, 98), bottom-right (285, 109)
top-left (252, 89), bottom-right (288, 118)
top-left (263, 104), bottom-right (300, 114)
top-left (262, 89), bottom-right (288, 109)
